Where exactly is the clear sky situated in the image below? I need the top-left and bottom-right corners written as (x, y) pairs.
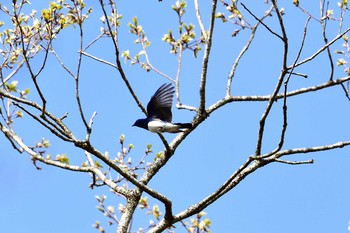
top-left (1, 1), bottom-right (350, 233)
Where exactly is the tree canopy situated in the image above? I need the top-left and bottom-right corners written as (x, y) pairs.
top-left (1, 0), bottom-right (350, 233)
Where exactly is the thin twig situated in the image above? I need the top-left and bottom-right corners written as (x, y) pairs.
top-left (320, 1), bottom-right (334, 81)
top-left (0, 60), bottom-right (25, 88)
top-left (81, 51), bottom-right (118, 68)
top-left (226, 5), bottom-right (274, 97)
top-left (86, 111), bottom-right (97, 141)
top-left (194, 0), bottom-right (207, 39)
top-left (175, 45), bottom-right (183, 104)
top-left (13, 9), bottom-right (48, 116)
top-left (255, 0), bottom-right (288, 156)
top-left (290, 27), bottom-right (350, 69)
top-left (241, 3), bottom-right (283, 41)
top-left (0, 91), bottom-right (76, 139)
top-left (264, 17), bottom-right (311, 159)
top-left (75, 17), bottom-right (90, 133)
top-left (274, 158), bottom-right (314, 165)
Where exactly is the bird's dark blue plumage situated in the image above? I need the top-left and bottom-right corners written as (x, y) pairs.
top-left (133, 83), bottom-right (192, 133)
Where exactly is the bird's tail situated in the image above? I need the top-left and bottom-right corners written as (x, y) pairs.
top-left (174, 123), bottom-right (192, 129)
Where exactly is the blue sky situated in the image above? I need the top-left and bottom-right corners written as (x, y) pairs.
top-left (1, 1), bottom-right (350, 233)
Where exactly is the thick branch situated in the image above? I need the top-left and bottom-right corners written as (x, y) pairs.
top-left (198, 0), bottom-right (217, 115)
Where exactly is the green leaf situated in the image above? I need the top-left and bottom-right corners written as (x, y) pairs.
top-left (82, 161), bottom-right (88, 167)
top-left (337, 58), bottom-right (347, 66)
top-left (152, 205), bottom-right (161, 220)
top-left (41, 9), bottom-right (52, 22)
top-left (21, 88), bottom-right (30, 96)
top-left (6, 80), bottom-right (18, 92)
top-left (42, 138), bottom-right (50, 148)
top-left (55, 154), bottom-right (69, 164)
top-left (94, 160), bottom-right (103, 168)
top-left (16, 111), bottom-right (23, 118)
top-left (138, 196), bottom-right (148, 208)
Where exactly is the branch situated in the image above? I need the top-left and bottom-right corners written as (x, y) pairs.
top-left (194, 0), bottom-right (207, 39)
top-left (14, 9), bottom-right (48, 116)
top-left (290, 27), bottom-right (350, 69)
top-left (0, 122), bottom-right (87, 172)
top-left (86, 111), bottom-right (97, 141)
top-left (75, 20), bottom-right (90, 133)
top-left (207, 75), bottom-right (350, 114)
top-left (0, 91), bottom-right (76, 140)
top-left (273, 140), bottom-right (350, 157)
top-left (265, 17), bottom-right (311, 158)
top-left (75, 140), bottom-right (175, 222)
top-left (149, 156), bottom-right (262, 233)
top-left (0, 60), bottom-right (25, 88)
top-left (14, 103), bottom-right (73, 142)
top-left (255, 0), bottom-right (288, 156)
top-left (85, 151), bottom-right (128, 196)
top-left (81, 51), bottom-right (118, 68)
top-left (320, 1), bottom-right (334, 81)
top-left (99, 0), bottom-right (172, 156)
top-left (241, 3), bottom-right (283, 41)
top-left (274, 158), bottom-right (314, 165)
top-left (99, 0), bottom-right (147, 115)
top-left (198, 0), bottom-right (217, 115)
top-left (226, 5), bottom-right (274, 97)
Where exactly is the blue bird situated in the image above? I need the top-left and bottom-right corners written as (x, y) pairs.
top-left (133, 83), bottom-right (192, 133)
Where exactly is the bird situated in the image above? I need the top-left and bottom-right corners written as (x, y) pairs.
top-left (133, 83), bottom-right (192, 133)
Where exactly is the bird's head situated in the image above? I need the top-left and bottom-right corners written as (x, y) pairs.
top-left (132, 118), bottom-right (148, 130)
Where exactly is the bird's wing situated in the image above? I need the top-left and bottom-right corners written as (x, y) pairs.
top-left (147, 83), bottom-right (175, 122)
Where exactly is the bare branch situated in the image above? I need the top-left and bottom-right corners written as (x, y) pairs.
top-left (199, 0), bottom-right (218, 115)
top-left (274, 158), bottom-right (314, 165)
top-left (13, 9), bottom-right (48, 116)
top-left (241, 3), bottom-right (283, 41)
top-left (255, 0), bottom-right (288, 156)
top-left (85, 151), bottom-right (129, 196)
top-left (83, 32), bottom-right (105, 52)
top-left (226, 5), bottom-right (274, 97)
top-left (99, 0), bottom-right (147, 116)
top-left (274, 140), bottom-right (350, 157)
top-left (194, 0), bottom-right (207, 39)
top-left (0, 122), bottom-right (88, 172)
top-left (320, 1), bottom-right (334, 81)
top-left (86, 111), bottom-right (97, 141)
top-left (75, 19), bottom-right (90, 133)
top-left (51, 49), bottom-right (76, 78)
top-left (81, 51), bottom-right (118, 68)
top-left (290, 27), bottom-right (350, 69)
top-left (265, 17), bottom-right (311, 158)
top-left (0, 60), bottom-right (25, 88)
top-left (0, 91), bottom-right (76, 140)
top-left (149, 156), bottom-right (261, 233)
top-left (207, 75), bottom-right (350, 114)
top-left (14, 103), bottom-right (73, 142)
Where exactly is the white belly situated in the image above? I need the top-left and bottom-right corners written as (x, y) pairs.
top-left (148, 121), bottom-right (179, 133)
